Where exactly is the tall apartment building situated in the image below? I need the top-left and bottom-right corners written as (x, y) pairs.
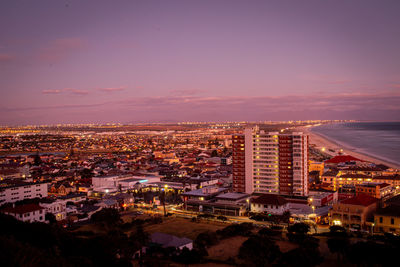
top-left (232, 126), bottom-right (309, 196)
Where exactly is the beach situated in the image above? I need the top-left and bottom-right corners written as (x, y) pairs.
top-left (298, 126), bottom-right (400, 170)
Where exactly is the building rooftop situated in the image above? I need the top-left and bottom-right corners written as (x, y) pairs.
top-left (357, 182), bottom-right (391, 188)
top-left (375, 205), bottom-right (400, 217)
top-left (2, 203), bottom-right (44, 215)
top-left (340, 194), bottom-right (378, 206)
top-left (252, 194), bottom-right (288, 206)
top-left (150, 232), bottom-right (192, 248)
top-left (215, 192), bottom-right (249, 201)
top-left (325, 155), bottom-right (364, 164)
top-left (181, 186), bottom-right (227, 197)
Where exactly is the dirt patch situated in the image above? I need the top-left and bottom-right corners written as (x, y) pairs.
top-left (144, 217), bottom-right (225, 240)
top-left (207, 236), bottom-right (248, 261)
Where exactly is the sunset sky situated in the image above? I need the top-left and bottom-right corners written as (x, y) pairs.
top-left (1, 0), bottom-right (400, 125)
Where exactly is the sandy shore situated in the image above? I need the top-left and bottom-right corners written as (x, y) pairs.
top-left (297, 126), bottom-right (400, 170)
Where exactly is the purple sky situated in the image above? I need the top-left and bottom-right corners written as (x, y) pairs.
top-left (1, 0), bottom-right (400, 125)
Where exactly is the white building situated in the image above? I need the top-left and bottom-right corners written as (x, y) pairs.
top-left (92, 175), bottom-right (160, 192)
top-left (39, 199), bottom-right (67, 221)
top-left (250, 194), bottom-right (290, 215)
top-left (149, 232), bottom-right (193, 250)
top-left (2, 203), bottom-right (46, 223)
top-left (0, 181), bottom-right (48, 204)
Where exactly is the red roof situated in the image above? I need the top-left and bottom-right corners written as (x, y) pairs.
top-left (2, 204), bottom-right (44, 215)
top-left (252, 194), bottom-right (287, 206)
top-left (324, 155), bottom-right (364, 164)
top-left (340, 194), bottom-right (378, 206)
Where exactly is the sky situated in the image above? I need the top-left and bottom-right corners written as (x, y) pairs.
top-left (1, 0), bottom-right (400, 125)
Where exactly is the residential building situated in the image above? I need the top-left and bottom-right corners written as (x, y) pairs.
top-left (374, 206), bottom-right (400, 234)
top-left (232, 134), bottom-right (246, 193)
top-left (232, 127), bottom-right (308, 196)
top-left (250, 194), bottom-right (289, 215)
top-left (355, 183), bottom-right (392, 199)
top-left (149, 232), bottom-right (193, 250)
top-left (2, 203), bottom-right (45, 223)
top-left (39, 199), bottom-right (67, 221)
top-left (309, 161), bottom-right (325, 176)
top-left (0, 180), bottom-right (48, 204)
top-left (322, 171), bottom-right (400, 191)
top-left (308, 190), bottom-right (338, 207)
top-left (329, 194), bottom-right (378, 230)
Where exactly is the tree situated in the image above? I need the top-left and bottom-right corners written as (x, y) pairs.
top-left (279, 246), bottom-right (323, 267)
top-left (33, 153), bottom-right (42, 166)
top-left (288, 222), bottom-right (310, 235)
top-left (216, 215), bottom-right (228, 221)
top-left (45, 213), bottom-right (57, 224)
top-left (287, 222), bottom-right (311, 243)
top-left (132, 224), bottom-right (149, 247)
top-left (239, 236), bottom-right (281, 266)
top-left (91, 208), bottom-right (121, 228)
top-left (172, 247), bottom-right (202, 264)
top-left (281, 210), bottom-right (291, 226)
top-left (327, 237), bottom-right (349, 261)
top-left (194, 231), bottom-right (218, 254)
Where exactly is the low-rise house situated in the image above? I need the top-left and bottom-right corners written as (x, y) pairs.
top-left (96, 199), bottom-right (119, 209)
top-left (372, 174), bottom-right (400, 188)
top-left (57, 193), bottom-right (87, 204)
top-left (49, 182), bottom-right (76, 196)
top-left (181, 186), bottom-right (228, 202)
top-left (374, 205), bottom-right (400, 234)
top-left (250, 194), bottom-right (289, 215)
top-left (149, 232), bottom-right (193, 250)
top-left (329, 194), bottom-right (378, 230)
top-left (39, 199), bottom-right (67, 221)
top-left (308, 190), bottom-right (338, 207)
top-left (185, 192), bottom-right (249, 216)
top-left (355, 182), bottom-right (392, 199)
top-left (2, 203), bottom-right (45, 223)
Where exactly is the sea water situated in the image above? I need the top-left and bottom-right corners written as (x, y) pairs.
top-left (312, 122), bottom-right (400, 166)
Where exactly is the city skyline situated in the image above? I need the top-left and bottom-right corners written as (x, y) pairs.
top-left (1, 0), bottom-right (400, 125)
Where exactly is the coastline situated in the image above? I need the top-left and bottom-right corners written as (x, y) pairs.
top-left (298, 126), bottom-right (400, 170)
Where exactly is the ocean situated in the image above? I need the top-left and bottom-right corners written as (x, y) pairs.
top-left (311, 122), bottom-right (400, 166)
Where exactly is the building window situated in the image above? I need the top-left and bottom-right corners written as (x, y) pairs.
top-left (391, 218), bottom-right (395, 225)
top-left (380, 217), bottom-right (383, 223)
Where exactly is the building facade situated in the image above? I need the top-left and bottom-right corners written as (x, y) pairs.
top-left (2, 203), bottom-right (46, 223)
top-left (0, 181), bottom-right (48, 204)
top-left (232, 127), bottom-right (308, 196)
top-left (329, 194), bottom-right (378, 230)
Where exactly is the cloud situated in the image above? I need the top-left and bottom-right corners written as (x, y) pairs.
top-left (64, 88), bottom-right (89, 95)
top-left (39, 38), bottom-right (87, 63)
top-left (169, 89), bottom-right (204, 96)
top-left (97, 87), bottom-right (126, 93)
top-left (42, 89), bottom-right (62, 94)
top-left (388, 83), bottom-right (400, 89)
top-left (0, 102), bottom-right (107, 112)
top-left (3, 91), bottom-right (400, 123)
top-left (0, 53), bottom-right (15, 62)
top-left (299, 74), bottom-right (350, 85)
